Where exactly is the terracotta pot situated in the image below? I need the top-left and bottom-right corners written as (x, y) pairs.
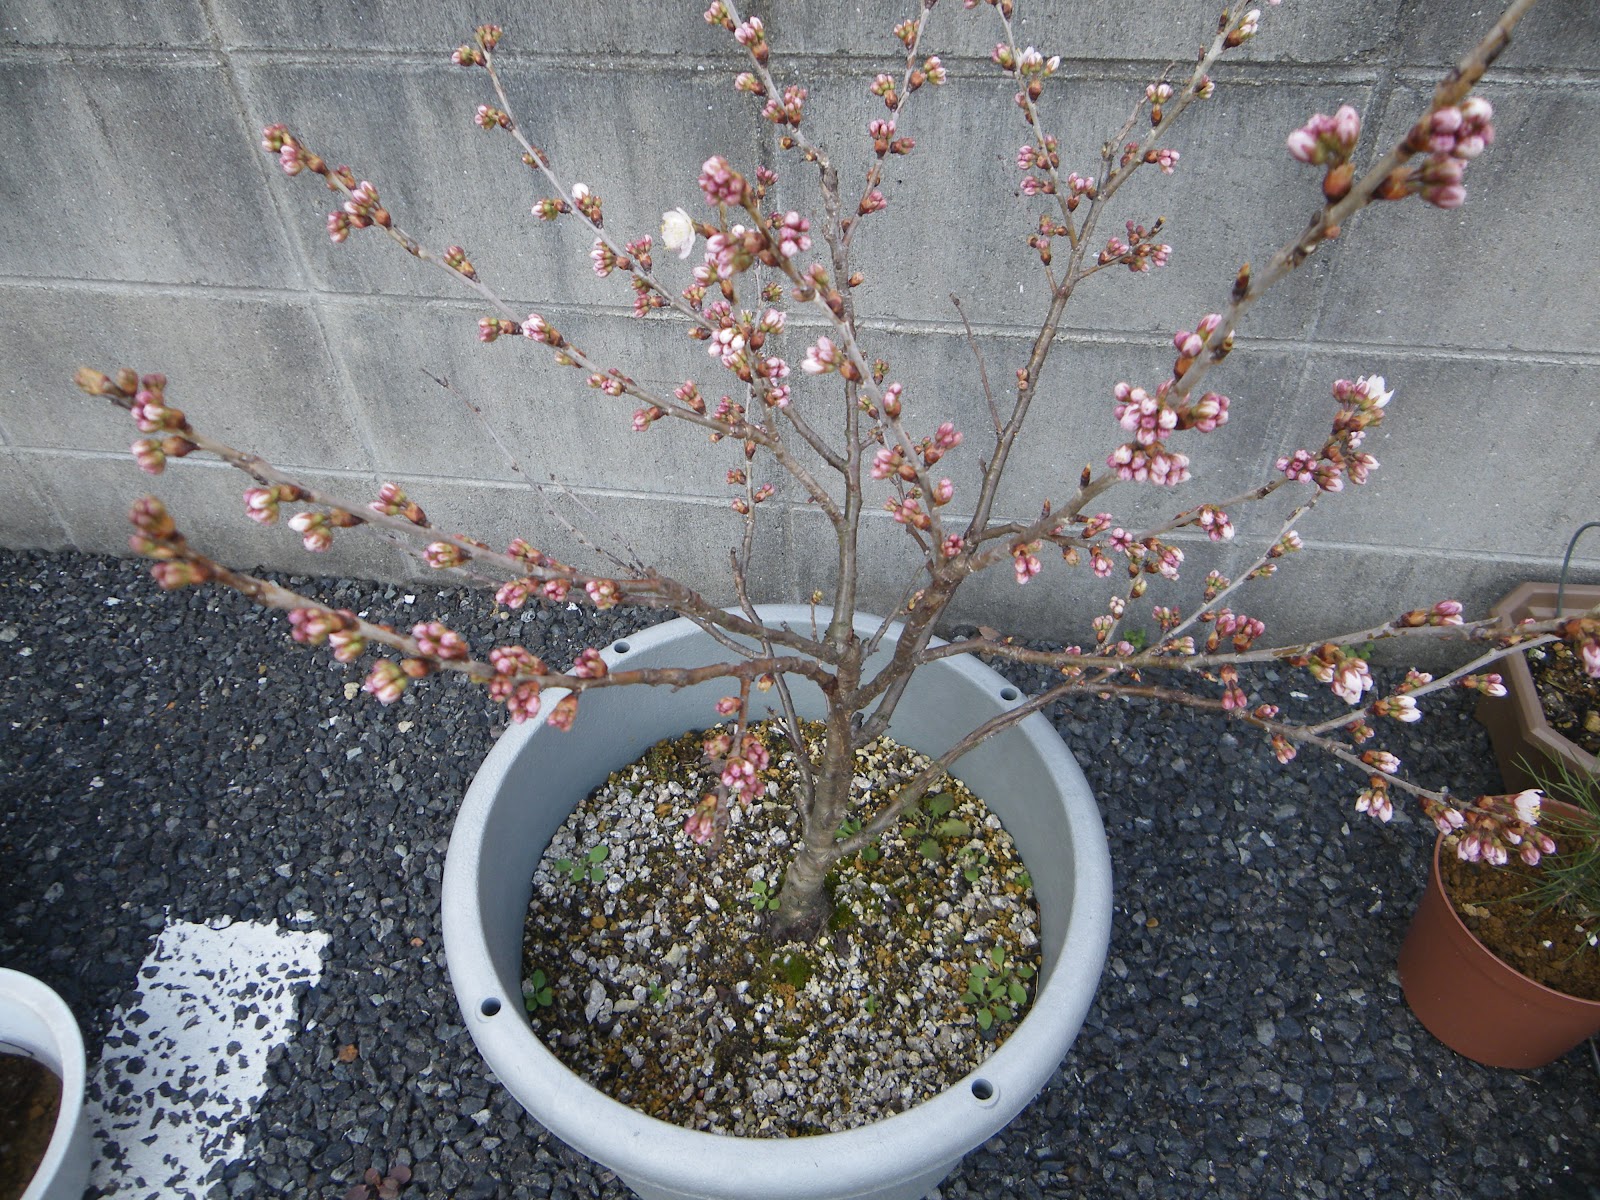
top-left (1475, 581), bottom-right (1600, 800)
top-left (1398, 801), bottom-right (1600, 1069)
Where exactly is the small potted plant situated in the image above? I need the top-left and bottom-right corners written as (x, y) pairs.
top-left (68, 0), bottom-right (1596, 1196)
top-left (0, 969), bottom-right (91, 1200)
top-left (1399, 770), bottom-right (1600, 1068)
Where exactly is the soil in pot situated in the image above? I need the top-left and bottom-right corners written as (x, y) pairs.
top-left (1439, 845), bottom-right (1600, 1002)
top-left (0, 1052), bottom-right (61, 1200)
top-left (519, 720), bottom-right (1041, 1138)
top-left (1525, 640), bottom-right (1600, 758)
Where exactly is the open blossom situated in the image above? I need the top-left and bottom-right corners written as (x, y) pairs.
top-left (660, 208), bottom-right (696, 258)
top-left (1511, 789), bottom-right (1542, 825)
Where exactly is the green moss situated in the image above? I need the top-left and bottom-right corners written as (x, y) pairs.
top-left (770, 951), bottom-right (814, 989)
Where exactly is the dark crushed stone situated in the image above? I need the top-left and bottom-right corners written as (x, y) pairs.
top-left (0, 547), bottom-right (1594, 1199)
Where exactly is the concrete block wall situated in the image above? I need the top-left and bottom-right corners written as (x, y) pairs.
top-left (3, 0), bottom-right (1596, 646)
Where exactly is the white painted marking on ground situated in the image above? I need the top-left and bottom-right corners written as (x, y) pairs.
top-left (86, 916), bottom-right (330, 1198)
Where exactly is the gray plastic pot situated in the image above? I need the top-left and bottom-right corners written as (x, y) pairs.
top-left (442, 607), bottom-right (1112, 1200)
top-left (0, 968), bottom-right (92, 1200)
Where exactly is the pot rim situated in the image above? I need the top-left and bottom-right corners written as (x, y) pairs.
top-left (442, 605), bottom-right (1113, 1197)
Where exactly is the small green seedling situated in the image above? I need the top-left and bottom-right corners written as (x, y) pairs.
top-left (962, 944), bottom-right (1036, 1031)
top-left (522, 969), bottom-right (554, 1011)
top-left (554, 843), bottom-right (611, 884)
top-left (748, 878), bottom-right (781, 912)
top-left (863, 994), bottom-right (879, 1016)
top-left (907, 792), bottom-right (971, 862)
top-left (647, 980), bottom-right (667, 1005)
top-left (958, 847), bottom-right (991, 884)
top-left (834, 815), bottom-right (881, 863)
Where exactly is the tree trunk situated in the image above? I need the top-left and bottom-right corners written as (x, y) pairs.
top-left (769, 690), bottom-right (859, 943)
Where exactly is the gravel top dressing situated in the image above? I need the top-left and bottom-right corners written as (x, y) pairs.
top-left (523, 723), bottom-right (1040, 1137)
top-left (1, 548), bottom-right (1596, 1199)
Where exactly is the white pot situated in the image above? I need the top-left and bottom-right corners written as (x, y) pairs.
top-left (442, 607), bottom-right (1112, 1200)
top-left (0, 969), bottom-right (91, 1200)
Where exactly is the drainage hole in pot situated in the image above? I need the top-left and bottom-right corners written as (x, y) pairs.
top-left (998, 686), bottom-right (1020, 703)
top-left (480, 997), bottom-right (502, 1017)
top-left (612, 640), bottom-right (631, 654)
top-left (970, 1079), bottom-right (996, 1103)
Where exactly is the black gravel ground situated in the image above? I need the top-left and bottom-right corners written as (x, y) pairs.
top-left (2, 548), bottom-right (1596, 1200)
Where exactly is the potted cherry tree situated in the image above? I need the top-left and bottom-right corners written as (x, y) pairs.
top-left (72, 0), bottom-right (1596, 1196)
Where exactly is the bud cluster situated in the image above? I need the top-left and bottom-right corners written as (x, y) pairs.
top-left (1376, 97), bottom-right (1497, 209)
top-left (244, 484), bottom-right (310, 526)
top-left (1299, 643), bottom-right (1374, 706)
top-left (1277, 375), bottom-right (1390, 492)
top-left (1287, 104), bottom-right (1362, 202)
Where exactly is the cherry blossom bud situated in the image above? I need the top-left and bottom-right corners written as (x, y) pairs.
top-left (1271, 735), bottom-right (1297, 765)
top-left (699, 157), bottom-right (747, 207)
top-left (1424, 600), bottom-right (1463, 627)
top-left (571, 647), bottom-right (608, 679)
top-left (715, 696), bottom-right (741, 716)
top-left (423, 542), bottom-right (468, 569)
top-left (1373, 694), bottom-right (1422, 723)
top-left (130, 438), bottom-right (165, 474)
top-left (942, 534), bottom-right (964, 559)
top-left (407, 622), bottom-right (465, 661)
top-left (684, 794), bottom-right (718, 844)
top-left (288, 510), bottom-right (333, 552)
top-left (801, 337), bottom-right (840, 375)
top-left (1355, 782), bottom-right (1394, 823)
top-left (1013, 545), bottom-right (1042, 585)
top-left (1458, 673), bottom-right (1507, 698)
top-left (1579, 638), bottom-right (1600, 679)
top-left (1361, 750), bottom-right (1401, 775)
top-left (546, 694), bottom-right (580, 731)
top-left (363, 660), bottom-right (408, 704)
top-left (585, 579), bottom-right (621, 610)
top-left (328, 629), bottom-right (365, 663)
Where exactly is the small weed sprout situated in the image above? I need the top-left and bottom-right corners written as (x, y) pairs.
top-left (554, 844), bottom-right (611, 884)
top-left (522, 969), bottom-right (554, 1011)
top-left (963, 945), bottom-right (1037, 1032)
top-left (749, 878), bottom-right (781, 912)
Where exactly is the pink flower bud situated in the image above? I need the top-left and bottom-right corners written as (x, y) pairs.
top-left (546, 694), bottom-right (579, 731)
top-left (363, 660), bottom-right (408, 704)
top-left (1581, 638), bottom-right (1600, 679)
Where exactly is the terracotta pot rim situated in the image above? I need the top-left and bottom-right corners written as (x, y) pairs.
top-left (1429, 797), bottom-right (1600, 1011)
